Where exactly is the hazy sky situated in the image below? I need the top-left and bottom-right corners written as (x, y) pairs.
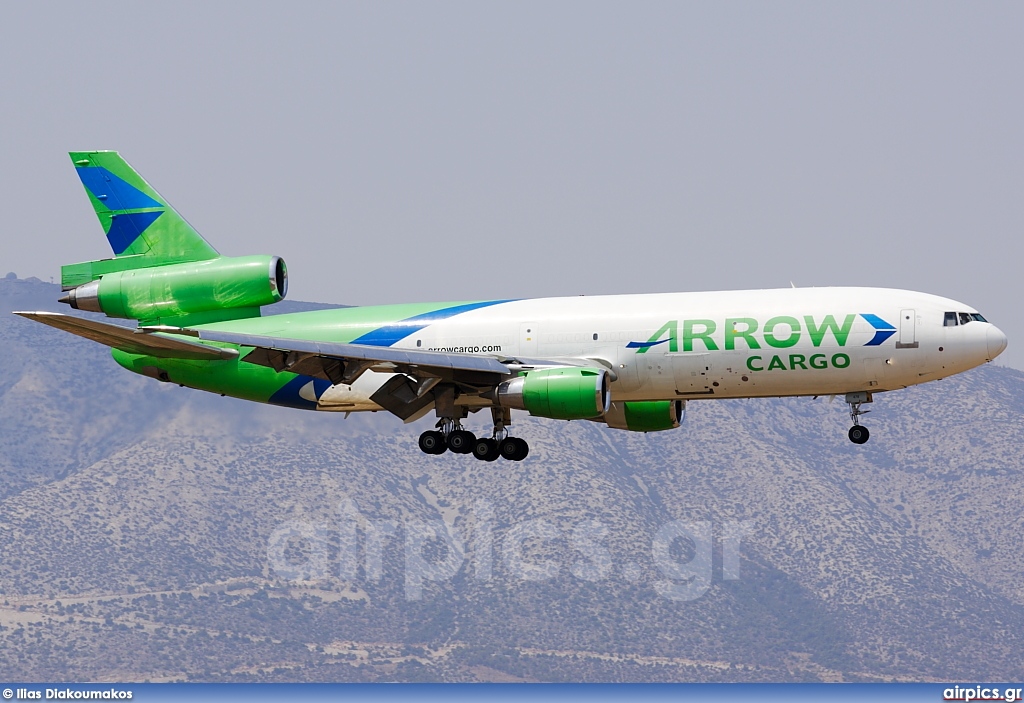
top-left (3, 2), bottom-right (1021, 368)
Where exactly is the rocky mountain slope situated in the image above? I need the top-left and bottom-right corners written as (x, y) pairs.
top-left (0, 276), bottom-right (1021, 682)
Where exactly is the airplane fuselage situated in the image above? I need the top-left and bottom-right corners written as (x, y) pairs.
top-left (141, 286), bottom-right (1004, 414)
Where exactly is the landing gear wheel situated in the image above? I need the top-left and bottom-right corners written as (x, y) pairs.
top-left (473, 438), bottom-right (500, 462)
top-left (419, 430), bottom-right (447, 454)
top-left (446, 429), bottom-right (475, 454)
top-left (848, 425), bottom-right (870, 444)
top-left (499, 437), bottom-right (529, 461)
top-left (513, 437), bottom-right (529, 460)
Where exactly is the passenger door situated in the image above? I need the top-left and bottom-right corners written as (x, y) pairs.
top-left (897, 309), bottom-right (918, 349)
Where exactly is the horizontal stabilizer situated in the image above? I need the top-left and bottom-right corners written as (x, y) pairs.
top-left (13, 312), bottom-right (238, 361)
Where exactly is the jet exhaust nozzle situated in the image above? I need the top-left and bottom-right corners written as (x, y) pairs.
top-left (59, 279), bottom-right (102, 312)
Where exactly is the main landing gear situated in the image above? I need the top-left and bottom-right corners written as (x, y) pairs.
top-left (845, 391), bottom-right (872, 444)
top-left (418, 418), bottom-right (477, 455)
top-left (418, 409), bottom-right (530, 461)
top-left (472, 435), bottom-right (529, 462)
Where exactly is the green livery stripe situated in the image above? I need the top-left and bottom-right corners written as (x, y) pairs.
top-left (112, 348), bottom-right (297, 405)
top-left (197, 300), bottom-right (508, 345)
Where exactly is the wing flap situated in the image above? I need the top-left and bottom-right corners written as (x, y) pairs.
top-left (13, 311), bottom-right (238, 361)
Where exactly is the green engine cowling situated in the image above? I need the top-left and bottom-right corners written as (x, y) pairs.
top-left (62, 255), bottom-right (287, 322)
top-left (602, 400), bottom-right (685, 432)
top-left (497, 366), bottom-right (611, 420)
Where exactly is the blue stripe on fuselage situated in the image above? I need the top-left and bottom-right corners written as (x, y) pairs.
top-left (351, 300), bottom-right (515, 347)
top-left (626, 338), bottom-right (671, 349)
top-left (860, 313), bottom-right (897, 346)
top-left (268, 375), bottom-right (332, 410)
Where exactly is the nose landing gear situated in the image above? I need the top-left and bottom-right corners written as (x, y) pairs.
top-left (845, 391), bottom-right (872, 444)
top-left (848, 425), bottom-right (870, 444)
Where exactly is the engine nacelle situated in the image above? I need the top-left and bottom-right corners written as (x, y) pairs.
top-left (497, 367), bottom-right (611, 420)
top-left (62, 255), bottom-right (287, 321)
top-left (602, 400), bottom-right (685, 432)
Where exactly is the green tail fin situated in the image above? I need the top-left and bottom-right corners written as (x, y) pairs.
top-left (64, 151), bottom-right (220, 288)
top-left (70, 150), bottom-right (218, 261)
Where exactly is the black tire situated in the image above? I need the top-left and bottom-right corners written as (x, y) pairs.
top-left (499, 438), bottom-right (519, 461)
top-left (473, 438), bottom-right (500, 462)
top-left (848, 425), bottom-right (870, 444)
top-left (419, 430), bottom-right (447, 454)
top-left (499, 437), bottom-right (529, 461)
top-left (447, 429), bottom-right (476, 454)
top-left (512, 437), bottom-right (529, 461)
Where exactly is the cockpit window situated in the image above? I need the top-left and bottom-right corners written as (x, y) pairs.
top-left (947, 311), bottom-right (988, 326)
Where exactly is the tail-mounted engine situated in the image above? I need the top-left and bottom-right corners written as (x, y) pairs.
top-left (61, 255), bottom-right (287, 322)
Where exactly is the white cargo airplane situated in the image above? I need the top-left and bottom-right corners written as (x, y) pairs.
top-left (17, 152), bottom-right (1009, 461)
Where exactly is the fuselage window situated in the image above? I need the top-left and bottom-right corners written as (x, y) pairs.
top-left (944, 312), bottom-right (958, 327)
top-left (959, 312), bottom-right (973, 325)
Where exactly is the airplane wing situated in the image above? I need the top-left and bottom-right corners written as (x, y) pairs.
top-left (154, 326), bottom-right (516, 387)
top-left (13, 311), bottom-right (239, 361)
top-left (16, 312), bottom-right (611, 420)
top-left (157, 327), bottom-right (616, 420)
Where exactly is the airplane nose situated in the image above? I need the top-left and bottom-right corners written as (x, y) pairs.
top-left (987, 325), bottom-right (1008, 360)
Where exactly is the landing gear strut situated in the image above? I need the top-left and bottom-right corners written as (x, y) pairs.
top-left (845, 391), bottom-right (872, 444)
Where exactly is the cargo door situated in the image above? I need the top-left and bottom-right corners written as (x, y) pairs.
top-left (670, 353), bottom-right (711, 394)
